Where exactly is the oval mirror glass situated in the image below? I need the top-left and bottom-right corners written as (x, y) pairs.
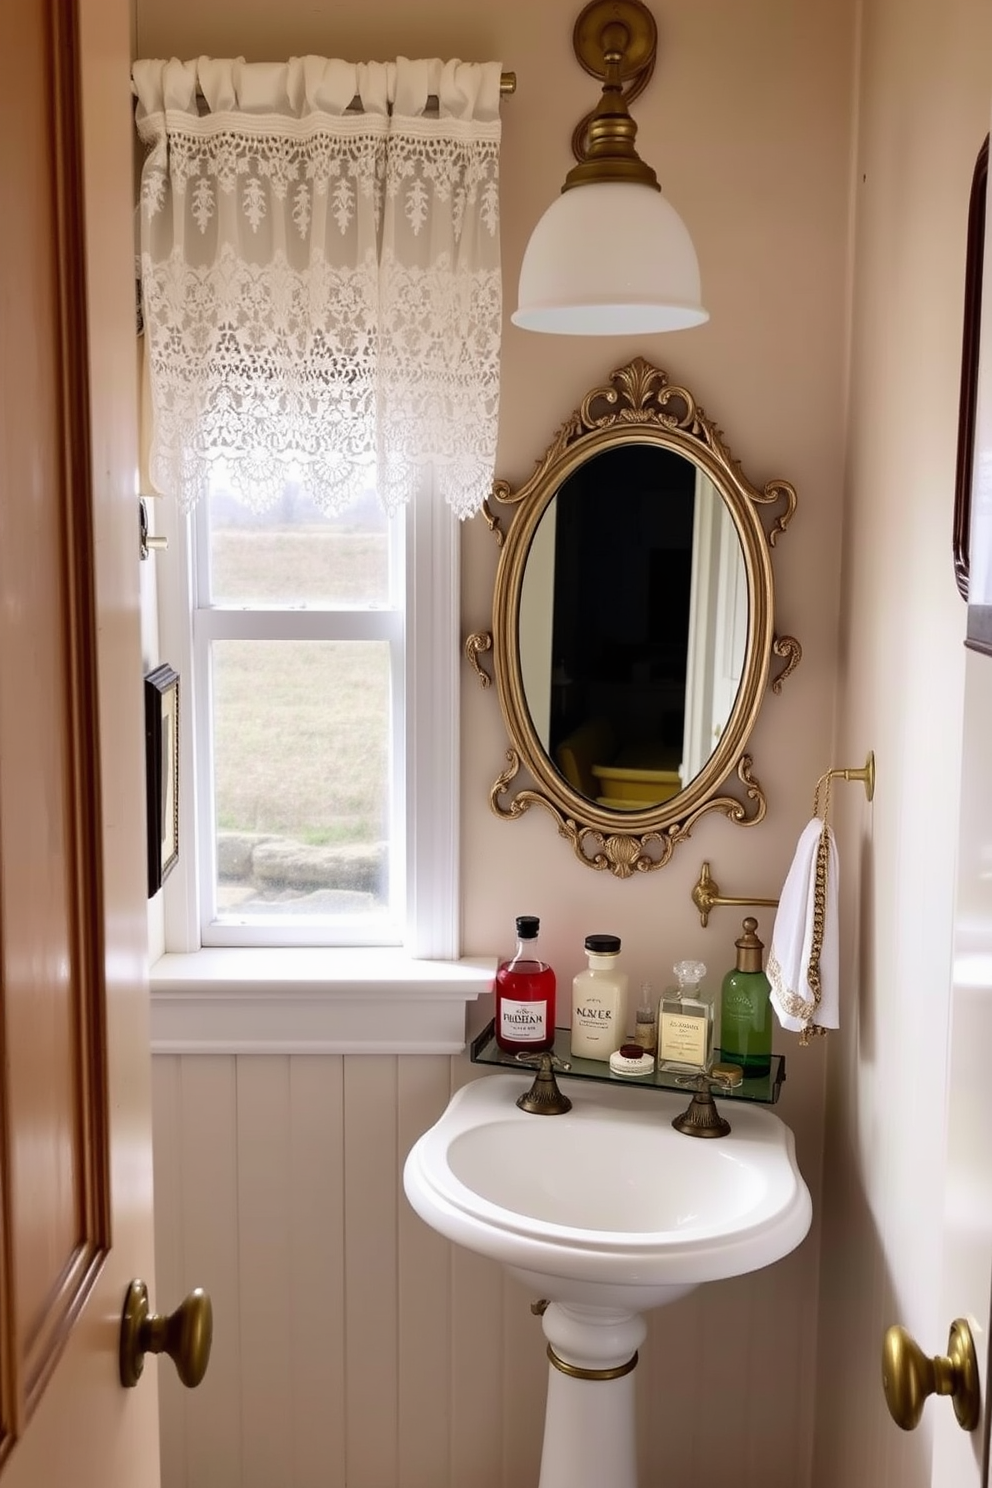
top-left (519, 444), bottom-right (747, 811)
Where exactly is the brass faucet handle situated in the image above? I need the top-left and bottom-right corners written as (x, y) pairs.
top-left (674, 1062), bottom-right (742, 1094)
top-left (513, 1047), bottom-right (571, 1072)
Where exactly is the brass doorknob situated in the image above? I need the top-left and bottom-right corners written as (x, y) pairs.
top-left (881, 1318), bottom-right (980, 1432)
top-left (120, 1279), bottom-right (213, 1389)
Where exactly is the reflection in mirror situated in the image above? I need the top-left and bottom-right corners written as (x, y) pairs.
top-left (520, 446), bottom-right (746, 810)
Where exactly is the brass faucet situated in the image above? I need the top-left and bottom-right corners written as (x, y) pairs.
top-left (671, 1064), bottom-right (742, 1138)
top-left (514, 1050), bottom-right (573, 1115)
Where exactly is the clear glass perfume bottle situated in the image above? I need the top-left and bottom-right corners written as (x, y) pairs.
top-left (657, 960), bottom-right (714, 1074)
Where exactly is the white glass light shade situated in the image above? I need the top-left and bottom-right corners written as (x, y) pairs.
top-left (512, 180), bottom-right (708, 335)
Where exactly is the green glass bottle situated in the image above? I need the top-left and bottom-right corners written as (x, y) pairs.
top-left (719, 917), bottom-right (772, 1076)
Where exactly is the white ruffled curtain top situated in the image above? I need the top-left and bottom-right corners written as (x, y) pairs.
top-left (132, 56), bottom-right (503, 519)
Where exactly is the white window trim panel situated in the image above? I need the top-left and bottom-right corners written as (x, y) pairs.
top-left (149, 950), bottom-right (497, 1054)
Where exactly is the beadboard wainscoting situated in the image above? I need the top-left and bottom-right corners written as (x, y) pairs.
top-left (152, 1052), bottom-right (819, 1488)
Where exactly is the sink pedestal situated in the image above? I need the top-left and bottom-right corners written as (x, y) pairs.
top-left (537, 1303), bottom-right (647, 1488)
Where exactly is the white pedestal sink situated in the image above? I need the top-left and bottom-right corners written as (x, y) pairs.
top-left (403, 1070), bottom-right (811, 1488)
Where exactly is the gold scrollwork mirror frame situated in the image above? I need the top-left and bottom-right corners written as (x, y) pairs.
top-left (467, 357), bottom-right (801, 877)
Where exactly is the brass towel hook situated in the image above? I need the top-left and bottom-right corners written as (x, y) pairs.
top-left (817, 750), bottom-right (875, 805)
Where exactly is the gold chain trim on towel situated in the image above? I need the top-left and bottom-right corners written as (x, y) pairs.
top-left (801, 772), bottom-right (833, 1046)
top-left (766, 949), bottom-right (808, 1020)
top-left (800, 822), bottom-right (830, 1046)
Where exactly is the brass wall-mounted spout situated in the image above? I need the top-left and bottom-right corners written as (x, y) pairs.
top-left (691, 861), bottom-right (778, 929)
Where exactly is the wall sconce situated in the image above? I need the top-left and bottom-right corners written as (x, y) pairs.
top-left (512, 0), bottom-right (707, 336)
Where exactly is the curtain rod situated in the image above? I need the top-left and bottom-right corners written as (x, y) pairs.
top-left (191, 70), bottom-right (516, 111)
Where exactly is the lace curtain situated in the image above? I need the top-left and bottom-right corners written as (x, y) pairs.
top-left (132, 56), bottom-right (503, 519)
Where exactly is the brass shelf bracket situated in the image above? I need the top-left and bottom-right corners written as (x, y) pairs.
top-left (691, 751), bottom-right (876, 927)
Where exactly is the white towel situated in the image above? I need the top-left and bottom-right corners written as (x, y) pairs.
top-left (767, 816), bottom-right (839, 1043)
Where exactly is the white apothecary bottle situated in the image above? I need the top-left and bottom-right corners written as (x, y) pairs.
top-left (571, 934), bottom-right (629, 1061)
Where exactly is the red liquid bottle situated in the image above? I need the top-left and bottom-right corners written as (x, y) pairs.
top-left (495, 915), bottom-right (556, 1053)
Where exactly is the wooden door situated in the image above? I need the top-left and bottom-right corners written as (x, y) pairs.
top-left (0, 0), bottom-right (160, 1484)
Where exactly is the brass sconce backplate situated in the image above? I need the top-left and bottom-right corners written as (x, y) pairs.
top-left (573, 0), bottom-right (657, 83)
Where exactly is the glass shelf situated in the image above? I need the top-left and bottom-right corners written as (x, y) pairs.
top-left (470, 1021), bottom-right (786, 1105)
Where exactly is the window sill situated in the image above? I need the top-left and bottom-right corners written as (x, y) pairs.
top-left (149, 948), bottom-right (496, 1055)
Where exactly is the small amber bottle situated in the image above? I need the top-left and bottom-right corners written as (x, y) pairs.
top-left (633, 985), bottom-right (657, 1056)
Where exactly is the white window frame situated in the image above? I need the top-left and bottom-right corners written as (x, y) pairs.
top-left (190, 487), bottom-right (407, 950)
top-left (147, 474), bottom-right (494, 1053)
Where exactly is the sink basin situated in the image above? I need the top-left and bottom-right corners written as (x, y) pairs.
top-left (403, 1071), bottom-right (811, 1310)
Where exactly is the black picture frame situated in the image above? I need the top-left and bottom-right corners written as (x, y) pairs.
top-left (145, 663), bottom-right (179, 897)
top-left (954, 133), bottom-right (988, 602)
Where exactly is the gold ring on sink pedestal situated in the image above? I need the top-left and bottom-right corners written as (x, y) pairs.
top-left (547, 1345), bottom-right (639, 1381)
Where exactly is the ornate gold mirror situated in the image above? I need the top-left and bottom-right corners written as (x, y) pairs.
top-left (467, 358), bottom-right (801, 876)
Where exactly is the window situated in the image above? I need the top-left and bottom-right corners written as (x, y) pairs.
top-left (134, 56), bottom-right (503, 986)
top-left (155, 470), bottom-right (460, 961)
